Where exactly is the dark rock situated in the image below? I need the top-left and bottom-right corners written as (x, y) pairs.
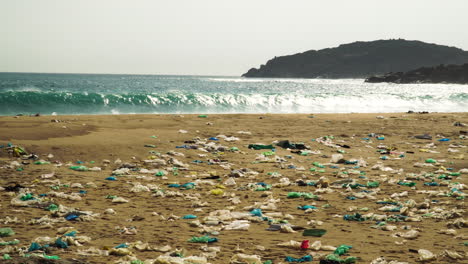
top-left (4, 183), bottom-right (26, 192)
top-left (366, 63), bottom-right (468, 84)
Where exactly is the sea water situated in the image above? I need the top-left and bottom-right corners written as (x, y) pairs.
top-left (0, 72), bottom-right (466, 115)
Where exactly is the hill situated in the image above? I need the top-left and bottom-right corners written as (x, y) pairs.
top-left (242, 39), bottom-right (468, 78)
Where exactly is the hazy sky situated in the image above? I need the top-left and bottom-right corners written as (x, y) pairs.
top-left (1, 0), bottom-right (467, 76)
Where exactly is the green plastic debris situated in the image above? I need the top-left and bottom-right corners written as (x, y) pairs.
top-left (198, 115), bottom-right (208, 118)
top-left (12, 146), bottom-right (28, 157)
top-left (20, 193), bottom-right (34, 201)
top-left (144, 144), bottom-right (156, 148)
top-left (155, 171), bottom-right (165, 176)
top-left (106, 195), bottom-right (117, 199)
top-left (449, 172), bottom-right (461, 176)
top-left (187, 236), bottom-right (218, 243)
top-left (16, 167), bottom-right (24, 171)
top-left (366, 181), bottom-right (380, 188)
top-left (0, 228), bottom-right (14, 237)
top-left (248, 144), bottom-right (274, 150)
top-left (312, 162), bottom-right (325, 168)
top-left (287, 192), bottom-right (318, 200)
top-left (302, 229), bottom-right (327, 237)
top-left (34, 161), bottom-right (50, 165)
top-left (69, 165), bottom-right (88, 171)
top-left (325, 254), bottom-right (357, 263)
top-left (3, 254), bottom-right (11, 260)
top-left (425, 158), bottom-right (437, 163)
top-left (398, 181), bottom-right (416, 187)
top-left (131, 260), bottom-right (144, 264)
top-left (334, 245), bottom-right (352, 256)
top-left (43, 254), bottom-right (60, 260)
top-left (263, 261), bottom-right (273, 264)
top-left (46, 204), bottom-right (58, 211)
top-left (262, 151), bottom-right (275, 156)
top-left (230, 147), bottom-right (239, 151)
top-left (0, 239), bottom-right (19, 246)
top-left (343, 213), bottom-right (366, 221)
top-left (255, 185), bottom-right (272, 191)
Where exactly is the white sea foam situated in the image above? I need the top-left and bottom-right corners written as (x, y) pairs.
top-left (0, 75), bottom-right (466, 115)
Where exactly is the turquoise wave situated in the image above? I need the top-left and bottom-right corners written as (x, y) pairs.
top-left (0, 90), bottom-right (466, 115)
top-left (0, 73), bottom-right (467, 115)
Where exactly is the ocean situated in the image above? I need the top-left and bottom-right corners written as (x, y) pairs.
top-left (0, 72), bottom-right (466, 115)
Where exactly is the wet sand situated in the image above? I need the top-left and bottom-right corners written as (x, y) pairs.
top-left (0, 113), bottom-right (467, 263)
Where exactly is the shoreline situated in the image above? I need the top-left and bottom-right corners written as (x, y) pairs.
top-left (1, 111), bottom-right (467, 117)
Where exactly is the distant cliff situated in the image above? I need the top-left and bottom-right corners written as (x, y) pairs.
top-left (365, 63), bottom-right (468, 84)
top-left (242, 39), bottom-right (468, 78)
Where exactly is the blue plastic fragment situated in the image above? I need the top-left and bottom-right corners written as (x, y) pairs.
top-left (55, 238), bottom-right (68, 249)
top-left (28, 242), bottom-right (42, 252)
top-left (250, 208), bottom-right (263, 217)
top-left (181, 182), bottom-right (195, 189)
top-left (438, 138), bottom-right (450, 142)
top-left (64, 231), bottom-right (77, 237)
top-left (65, 214), bottom-right (79, 221)
top-left (284, 255), bottom-right (313, 262)
top-left (297, 205), bottom-right (317, 210)
top-left (105, 176), bottom-right (117, 181)
top-left (115, 243), bottom-right (128, 249)
top-left (182, 214), bottom-right (197, 219)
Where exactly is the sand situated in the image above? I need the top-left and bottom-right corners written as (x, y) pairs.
top-left (0, 113), bottom-right (467, 264)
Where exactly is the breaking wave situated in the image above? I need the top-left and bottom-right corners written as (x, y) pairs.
top-left (0, 73), bottom-right (466, 115)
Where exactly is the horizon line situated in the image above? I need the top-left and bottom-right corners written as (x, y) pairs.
top-left (0, 71), bottom-right (238, 78)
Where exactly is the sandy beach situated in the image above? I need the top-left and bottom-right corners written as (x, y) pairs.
top-left (0, 113), bottom-right (467, 264)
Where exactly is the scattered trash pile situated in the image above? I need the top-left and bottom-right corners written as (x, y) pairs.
top-left (0, 115), bottom-right (466, 263)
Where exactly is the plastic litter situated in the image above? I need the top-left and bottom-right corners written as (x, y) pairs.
top-left (285, 255), bottom-right (313, 262)
top-left (182, 214), bottom-right (198, 219)
top-left (303, 229), bottom-right (327, 237)
top-left (188, 236), bottom-right (218, 243)
top-left (0, 228), bottom-right (14, 237)
top-left (248, 144), bottom-right (274, 150)
top-left (69, 165), bottom-right (88, 171)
